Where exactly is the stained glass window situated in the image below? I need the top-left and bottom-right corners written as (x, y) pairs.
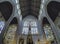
top-left (22, 20), bottom-right (38, 35)
top-left (0, 21), bottom-right (5, 33)
top-left (23, 21), bottom-right (29, 26)
top-left (30, 21), bottom-right (37, 26)
top-left (31, 21), bottom-right (38, 34)
top-left (22, 27), bottom-right (29, 34)
top-left (31, 27), bottom-right (38, 34)
top-left (22, 21), bottom-right (29, 34)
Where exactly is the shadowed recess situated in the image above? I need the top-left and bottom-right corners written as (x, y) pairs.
top-left (47, 1), bottom-right (60, 21)
top-left (10, 17), bottom-right (18, 24)
top-left (0, 1), bottom-right (13, 21)
top-left (42, 17), bottom-right (49, 25)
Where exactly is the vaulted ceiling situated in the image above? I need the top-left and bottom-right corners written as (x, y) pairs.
top-left (0, 0), bottom-right (41, 21)
top-left (19, 0), bottom-right (41, 18)
top-left (0, 0), bottom-right (60, 21)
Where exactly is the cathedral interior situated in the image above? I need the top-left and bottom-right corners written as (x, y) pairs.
top-left (0, 0), bottom-right (60, 44)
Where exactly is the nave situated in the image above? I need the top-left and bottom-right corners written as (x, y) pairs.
top-left (0, 0), bottom-right (60, 44)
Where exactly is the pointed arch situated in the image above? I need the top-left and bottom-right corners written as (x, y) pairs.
top-left (42, 17), bottom-right (57, 44)
top-left (3, 17), bottom-right (18, 44)
top-left (47, 2), bottom-right (60, 42)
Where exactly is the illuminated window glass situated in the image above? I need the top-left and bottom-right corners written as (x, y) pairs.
top-left (30, 21), bottom-right (37, 26)
top-left (31, 21), bottom-right (38, 34)
top-left (22, 27), bottom-right (29, 34)
top-left (31, 27), bottom-right (38, 34)
top-left (22, 20), bottom-right (38, 35)
top-left (0, 21), bottom-right (5, 33)
top-left (22, 21), bottom-right (29, 34)
top-left (23, 21), bottom-right (29, 26)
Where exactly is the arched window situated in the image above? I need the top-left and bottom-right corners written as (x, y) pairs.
top-left (22, 19), bottom-right (38, 35)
